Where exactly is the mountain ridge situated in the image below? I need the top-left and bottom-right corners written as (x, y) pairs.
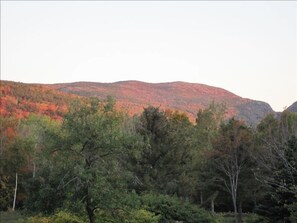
top-left (48, 80), bottom-right (274, 126)
top-left (1, 80), bottom-right (279, 126)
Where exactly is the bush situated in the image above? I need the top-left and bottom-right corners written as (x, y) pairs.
top-left (125, 209), bottom-right (160, 223)
top-left (23, 211), bottom-right (86, 223)
top-left (82, 192), bottom-right (214, 223)
top-left (214, 213), bottom-right (268, 223)
top-left (243, 213), bottom-right (269, 223)
top-left (140, 193), bottom-right (216, 223)
top-left (94, 210), bottom-right (116, 223)
top-left (288, 202), bottom-right (297, 223)
top-left (1, 211), bottom-right (27, 223)
top-left (23, 216), bottom-right (52, 223)
top-left (51, 211), bottom-right (86, 223)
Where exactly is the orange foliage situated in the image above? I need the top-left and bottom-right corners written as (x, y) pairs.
top-left (4, 127), bottom-right (17, 140)
top-left (0, 80), bottom-right (79, 121)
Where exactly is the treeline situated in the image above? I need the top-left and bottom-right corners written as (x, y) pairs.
top-left (1, 98), bottom-right (297, 223)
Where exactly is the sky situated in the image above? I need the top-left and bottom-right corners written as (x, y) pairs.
top-left (1, 1), bottom-right (296, 111)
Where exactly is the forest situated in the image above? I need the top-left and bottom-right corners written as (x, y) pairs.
top-left (1, 97), bottom-right (297, 223)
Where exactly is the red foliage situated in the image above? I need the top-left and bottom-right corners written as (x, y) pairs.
top-left (0, 81), bottom-right (78, 121)
top-left (49, 81), bottom-right (252, 122)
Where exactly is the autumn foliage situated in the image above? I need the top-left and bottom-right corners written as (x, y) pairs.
top-left (0, 81), bottom-right (78, 120)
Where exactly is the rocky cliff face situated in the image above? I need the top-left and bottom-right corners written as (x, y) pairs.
top-left (287, 101), bottom-right (297, 112)
top-left (235, 101), bottom-right (275, 126)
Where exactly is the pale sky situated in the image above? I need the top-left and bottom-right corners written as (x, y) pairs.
top-left (1, 1), bottom-right (296, 111)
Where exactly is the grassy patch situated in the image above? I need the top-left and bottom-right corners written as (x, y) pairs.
top-left (1, 211), bottom-right (27, 223)
top-left (214, 213), bottom-right (269, 223)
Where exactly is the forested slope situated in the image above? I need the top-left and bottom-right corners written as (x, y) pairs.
top-left (0, 81), bottom-right (81, 120)
top-left (50, 81), bottom-right (275, 126)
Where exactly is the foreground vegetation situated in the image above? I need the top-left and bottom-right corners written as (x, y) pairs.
top-left (1, 211), bottom-right (269, 223)
top-left (1, 98), bottom-right (296, 223)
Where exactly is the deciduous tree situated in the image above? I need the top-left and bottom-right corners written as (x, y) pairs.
top-left (207, 119), bottom-right (253, 223)
top-left (42, 99), bottom-right (139, 223)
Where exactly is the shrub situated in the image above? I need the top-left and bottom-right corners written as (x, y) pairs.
top-left (243, 213), bottom-right (269, 223)
top-left (51, 211), bottom-right (86, 223)
top-left (23, 216), bottom-right (52, 223)
top-left (214, 213), bottom-right (269, 223)
top-left (288, 202), bottom-right (297, 223)
top-left (22, 211), bottom-right (86, 223)
top-left (94, 210), bottom-right (116, 223)
top-left (140, 193), bottom-right (216, 223)
top-left (125, 209), bottom-right (160, 223)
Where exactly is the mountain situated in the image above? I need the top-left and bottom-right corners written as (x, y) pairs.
top-left (286, 101), bottom-right (297, 113)
top-left (0, 81), bottom-right (79, 120)
top-left (49, 81), bottom-right (274, 126)
top-left (1, 80), bottom-right (275, 125)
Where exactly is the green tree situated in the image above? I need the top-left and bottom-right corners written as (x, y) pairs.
top-left (165, 110), bottom-right (196, 197)
top-left (41, 99), bottom-right (139, 223)
top-left (206, 119), bottom-right (253, 223)
top-left (134, 107), bottom-right (196, 197)
top-left (192, 103), bottom-right (226, 209)
top-left (254, 111), bottom-right (297, 222)
top-left (195, 102), bottom-right (226, 151)
top-left (134, 106), bottom-right (170, 192)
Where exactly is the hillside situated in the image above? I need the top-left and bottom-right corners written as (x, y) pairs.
top-left (0, 81), bottom-right (80, 120)
top-left (49, 81), bottom-right (274, 125)
top-left (1, 80), bottom-right (276, 125)
top-left (287, 101), bottom-right (297, 113)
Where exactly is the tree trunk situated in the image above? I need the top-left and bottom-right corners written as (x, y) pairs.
top-left (211, 198), bottom-right (215, 214)
top-left (233, 199), bottom-right (239, 223)
top-left (233, 205), bottom-right (239, 223)
top-left (238, 201), bottom-right (243, 223)
top-left (86, 185), bottom-right (95, 223)
top-left (12, 172), bottom-right (18, 211)
top-left (33, 162), bottom-right (36, 178)
top-left (200, 191), bottom-right (203, 205)
top-left (86, 204), bottom-right (95, 223)
top-left (230, 169), bottom-right (239, 223)
top-left (231, 186), bottom-right (238, 223)
top-left (85, 158), bottom-right (95, 223)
